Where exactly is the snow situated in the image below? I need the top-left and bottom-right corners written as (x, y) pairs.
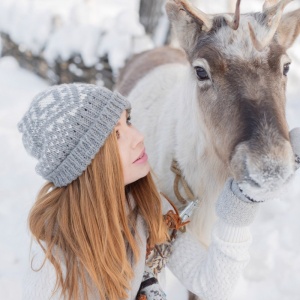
top-left (0, 0), bottom-right (151, 73)
top-left (1, 1), bottom-right (300, 300)
top-left (0, 56), bottom-right (47, 300)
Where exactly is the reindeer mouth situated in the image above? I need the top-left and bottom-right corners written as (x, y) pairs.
top-left (243, 176), bottom-right (261, 188)
top-left (237, 186), bottom-right (262, 203)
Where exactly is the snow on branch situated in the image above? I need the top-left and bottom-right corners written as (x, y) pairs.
top-left (0, 0), bottom-right (154, 74)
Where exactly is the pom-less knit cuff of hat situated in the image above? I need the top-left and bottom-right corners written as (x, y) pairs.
top-left (46, 92), bottom-right (130, 187)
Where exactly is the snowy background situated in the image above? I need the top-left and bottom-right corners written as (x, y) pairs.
top-left (0, 0), bottom-right (300, 299)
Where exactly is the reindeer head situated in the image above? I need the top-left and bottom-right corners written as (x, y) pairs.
top-left (166, 0), bottom-right (300, 199)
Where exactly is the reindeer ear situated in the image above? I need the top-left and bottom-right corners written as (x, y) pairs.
top-left (165, 0), bottom-right (211, 56)
top-left (277, 8), bottom-right (300, 49)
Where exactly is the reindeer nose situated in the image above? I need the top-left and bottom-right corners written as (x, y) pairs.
top-left (230, 139), bottom-right (295, 192)
top-left (246, 156), bottom-right (294, 189)
top-left (244, 140), bottom-right (295, 190)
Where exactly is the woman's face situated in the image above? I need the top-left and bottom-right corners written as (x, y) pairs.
top-left (115, 110), bottom-right (150, 185)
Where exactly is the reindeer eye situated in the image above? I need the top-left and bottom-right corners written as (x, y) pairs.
top-left (195, 66), bottom-right (209, 81)
top-left (283, 63), bottom-right (290, 76)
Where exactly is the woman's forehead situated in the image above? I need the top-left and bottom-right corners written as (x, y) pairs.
top-left (116, 110), bottom-right (128, 126)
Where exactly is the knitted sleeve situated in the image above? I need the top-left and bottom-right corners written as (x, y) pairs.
top-left (167, 179), bottom-right (258, 300)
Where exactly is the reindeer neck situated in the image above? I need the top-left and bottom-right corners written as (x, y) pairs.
top-left (174, 72), bottom-right (229, 201)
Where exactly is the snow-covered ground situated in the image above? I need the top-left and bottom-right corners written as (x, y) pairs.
top-left (0, 57), bottom-right (47, 300)
top-left (1, 1), bottom-right (300, 300)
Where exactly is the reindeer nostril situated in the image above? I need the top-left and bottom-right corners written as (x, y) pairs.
top-left (246, 160), bottom-right (293, 189)
top-left (262, 164), bottom-right (282, 179)
top-left (246, 175), bottom-right (261, 188)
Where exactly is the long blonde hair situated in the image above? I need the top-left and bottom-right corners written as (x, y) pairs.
top-left (29, 132), bottom-right (168, 300)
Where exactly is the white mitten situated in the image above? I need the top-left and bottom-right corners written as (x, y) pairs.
top-left (290, 127), bottom-right (300, 170)
top-left (216, 179), bottom-right (259, 227)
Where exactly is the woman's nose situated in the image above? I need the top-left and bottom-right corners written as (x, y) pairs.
top-left (132, 126), bottom-right (144, 148)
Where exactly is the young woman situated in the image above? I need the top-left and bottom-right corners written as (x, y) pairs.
top-left (19, 83), bottom-right (300, 300)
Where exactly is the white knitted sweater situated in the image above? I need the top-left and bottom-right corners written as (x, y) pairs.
top-left (23, 179), bottom-right (258, 300)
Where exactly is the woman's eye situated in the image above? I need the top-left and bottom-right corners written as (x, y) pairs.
top-left (116, 130), bottom-right (120, 139)
top-left (126, 116), bottom-right (132, 125)
top-left (283, 63), bottom-right (290, 76)
top-left (194, 66), bottom-right (209, 81)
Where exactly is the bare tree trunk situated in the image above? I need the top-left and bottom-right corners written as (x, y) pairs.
top-left (139, 0), bottom-right (165, 36)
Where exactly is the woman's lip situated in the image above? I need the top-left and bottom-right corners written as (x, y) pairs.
top-left (133, 149), bottom-right (148, 164)
top-left (134, 152), bottom-right (148, 164)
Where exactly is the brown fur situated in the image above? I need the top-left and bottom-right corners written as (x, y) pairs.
top-left (116, 46), bottom-right (188, 96)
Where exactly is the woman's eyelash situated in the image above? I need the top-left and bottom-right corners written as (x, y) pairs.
top-left (116, 115), bottom-right (131, 139)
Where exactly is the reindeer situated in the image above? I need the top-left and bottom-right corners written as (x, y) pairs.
top-left (116, 0), bottom-right (300, 246)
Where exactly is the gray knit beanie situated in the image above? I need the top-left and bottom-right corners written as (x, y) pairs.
top-left (18, 83), bottom-right (131, 187)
